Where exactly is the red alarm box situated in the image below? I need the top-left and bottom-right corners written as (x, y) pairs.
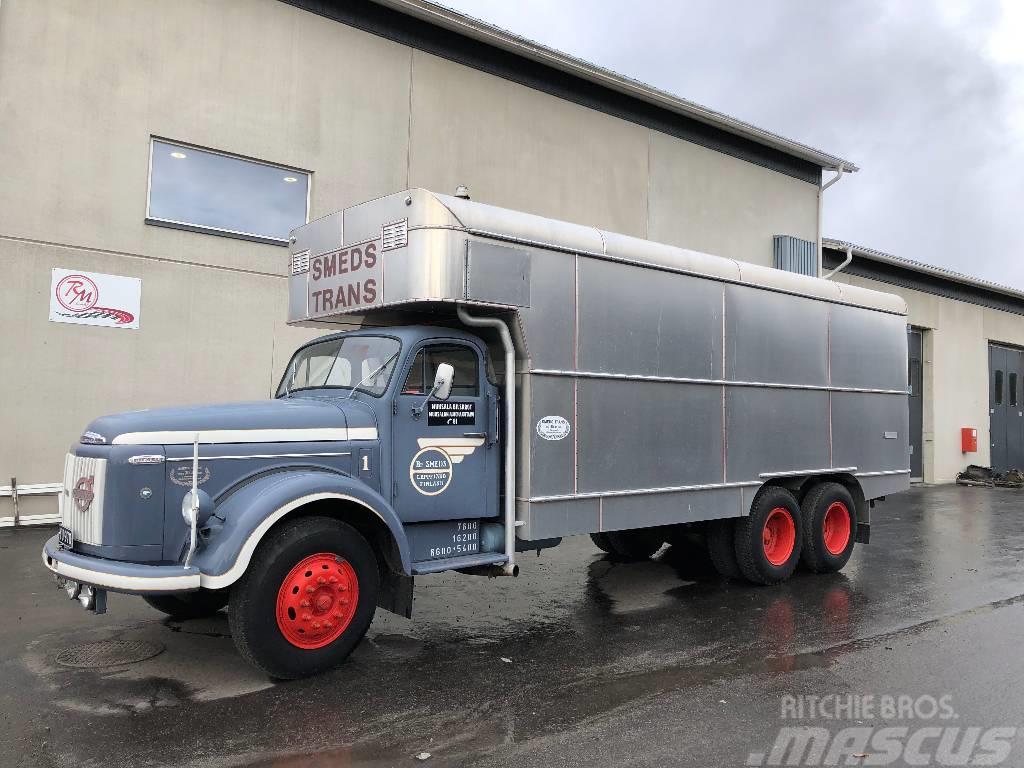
top-left (961, 428), bottom-right (977, 453)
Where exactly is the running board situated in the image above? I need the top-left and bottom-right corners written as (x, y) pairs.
top-left (411, 552), bottom-right (508, 575)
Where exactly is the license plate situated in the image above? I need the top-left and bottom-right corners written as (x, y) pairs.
top-left (58, 525), bottom-right (74, 550)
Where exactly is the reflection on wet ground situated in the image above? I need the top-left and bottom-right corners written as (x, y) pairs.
top-left (3, 485), bottom-right (1024, 766)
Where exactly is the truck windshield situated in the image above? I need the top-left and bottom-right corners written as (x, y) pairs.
top-left (277, 336), bottom-right (401, 398)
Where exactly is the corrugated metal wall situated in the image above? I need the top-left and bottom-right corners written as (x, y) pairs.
top-left (773, 235), bottom-right (817, 277)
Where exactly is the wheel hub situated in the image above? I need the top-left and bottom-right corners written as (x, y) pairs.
top-left (276, 553), bottom-right (359, 650)
top-left (762, 507), bottom-right (796, 566)
top-left (822, 501), bottom-right (852, 555)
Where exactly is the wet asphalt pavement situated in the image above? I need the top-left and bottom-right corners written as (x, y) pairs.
top-left (2, 484), bottom-right (1024, 767)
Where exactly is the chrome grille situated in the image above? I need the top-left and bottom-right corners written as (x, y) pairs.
top-left (60, 453), bottom-right (107, 545)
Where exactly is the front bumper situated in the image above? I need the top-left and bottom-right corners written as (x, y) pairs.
top-left (42, 535), bottom-right (200, 594)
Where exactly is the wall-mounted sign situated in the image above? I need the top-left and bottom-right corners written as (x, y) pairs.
top-left (49, 268), bottom-right (141, 329)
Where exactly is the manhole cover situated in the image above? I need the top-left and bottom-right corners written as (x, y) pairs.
top-left (56, 639), bottom-right (164, 668)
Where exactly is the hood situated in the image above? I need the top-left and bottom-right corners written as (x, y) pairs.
top-left (84, 397), bottom-right (378, 446)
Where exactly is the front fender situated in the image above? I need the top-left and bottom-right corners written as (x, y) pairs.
top-left (193, 470), bottom-right (409, 588)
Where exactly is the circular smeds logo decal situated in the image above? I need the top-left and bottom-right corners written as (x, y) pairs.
top-left (410, 447), bottom-right (453, 496)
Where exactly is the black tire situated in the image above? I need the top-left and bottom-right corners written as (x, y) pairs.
top-left (734, 487), bottom-right (803, 585)
top-left (590, 532), bottom-right (615, 554)
top-left (143, 590), bottom-right (229, 620)
top-left (664, 523), bottom-right (703, 550)
top-left (799, 482), bottom-right (857, 573)
top-left (603, 529), bottom-right (663, 560)
top-left (706, 519), bottom-right (742, 579)
top-left (228, 516), bottom-right (378, 680)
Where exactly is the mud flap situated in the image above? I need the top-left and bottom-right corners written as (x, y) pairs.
top-left (855, 522), bottom-right (871, 544)
top-left (377, 568), bottom-right (414, 619)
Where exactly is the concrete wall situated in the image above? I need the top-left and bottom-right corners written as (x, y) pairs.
top-left (833, 272), bottom-right (1024, 484)
top-left (647, 131), bottom-right (819, 260)
top-left (0, 0), bottom-right (820, 514)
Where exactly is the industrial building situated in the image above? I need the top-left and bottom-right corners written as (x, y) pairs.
top-left (0, 0), bottom-right (1017, 524)
top-left (824, 240), bottom-right (1024, 484)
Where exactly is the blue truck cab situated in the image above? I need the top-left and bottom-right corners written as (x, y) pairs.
top-left (44, 325), bottom-right (513, 677)
top-left (44, 188), bottom-right (910, 678)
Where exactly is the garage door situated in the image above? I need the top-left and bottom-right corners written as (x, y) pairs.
top-left (908, 328), bottom-right (923, 480)
top-left (989, 343), bottom-right (1024, 472)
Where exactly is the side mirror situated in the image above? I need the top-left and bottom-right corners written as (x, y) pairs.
top-left (432, 363), bottom-right (454, 401)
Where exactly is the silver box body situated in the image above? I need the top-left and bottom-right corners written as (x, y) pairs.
top-left (289, 190), bottom-right (910, 540)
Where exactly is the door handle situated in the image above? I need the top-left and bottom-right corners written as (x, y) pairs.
top-left (464, 432), bottom-right (486, 438)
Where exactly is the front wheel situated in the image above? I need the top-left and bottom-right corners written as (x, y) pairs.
top-left (228, 516), bottom-right (378, 679)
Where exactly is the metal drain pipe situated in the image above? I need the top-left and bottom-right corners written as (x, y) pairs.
top-left (823, 244), bottom-right (854, 280)
top-left (457, 305), bottom-right (517, 576)
top-left (817, 163), bottom-right (846, 276)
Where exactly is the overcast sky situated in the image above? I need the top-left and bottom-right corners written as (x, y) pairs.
top-left (442, 0), bottom-right (1024, 289)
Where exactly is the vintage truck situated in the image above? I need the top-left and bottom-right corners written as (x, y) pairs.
top-left (43, 188), bottom-right (910, 678)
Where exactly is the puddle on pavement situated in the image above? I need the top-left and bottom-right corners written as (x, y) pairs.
top-left (24, 615), bottom-right (273, 711)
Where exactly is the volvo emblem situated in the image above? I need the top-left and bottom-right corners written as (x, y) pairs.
top-left (72, 476), bottom-right (95, 513)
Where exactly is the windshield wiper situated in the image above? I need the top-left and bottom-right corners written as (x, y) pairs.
top-left (345, 352), bottom-right (400, 399)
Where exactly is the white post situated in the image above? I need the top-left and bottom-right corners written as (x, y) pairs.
top-left (184, 433), bottom-right (200, 567)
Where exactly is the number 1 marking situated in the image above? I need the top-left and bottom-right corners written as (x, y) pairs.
top-left (361, 454), bottom-right (370, 472)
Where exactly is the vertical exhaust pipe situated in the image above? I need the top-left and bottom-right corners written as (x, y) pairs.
top-left (457, 305), bottom-right (517, 576)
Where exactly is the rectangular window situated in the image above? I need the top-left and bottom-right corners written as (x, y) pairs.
top-left (995, 370), bottom-right (1004, 405)
top-left (146, 138), bottom-right (309, 244)
top-left (1011, 373), bottom-right (1019, 407)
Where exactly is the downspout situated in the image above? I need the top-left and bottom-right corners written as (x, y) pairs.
top-left (822, 245), bottom-right (853, 280)
top-left (817, 163), bottom-right (846, 276)
top-left (456, 305), bottom-right (518, 576)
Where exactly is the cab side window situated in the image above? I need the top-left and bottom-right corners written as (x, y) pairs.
top-left (401, 351), bottom-right (425, 394)
top-left (401, 344), bottom-right (479, 396)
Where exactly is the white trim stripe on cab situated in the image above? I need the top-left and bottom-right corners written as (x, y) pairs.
top-left (111, 427), bottom-right (378, 445)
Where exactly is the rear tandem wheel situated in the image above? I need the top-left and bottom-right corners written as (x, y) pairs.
top-left (799, 482), bottom-right (857, 573)
top-left (733, 486), bottom-right (803, 585)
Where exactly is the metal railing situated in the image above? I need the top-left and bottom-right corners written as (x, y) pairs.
top-left (0, 479), bottom-right (61, 528)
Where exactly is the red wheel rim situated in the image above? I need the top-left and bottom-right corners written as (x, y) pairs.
top-left (822, 501), bottom-right (852, 555)
top-left (276, 553), bottom-right (359, 650)
top-left (762, 507), bottom-right (796, 566)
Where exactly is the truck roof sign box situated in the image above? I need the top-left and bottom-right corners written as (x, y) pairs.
top-left (287, 189), bottom-right (905, 323)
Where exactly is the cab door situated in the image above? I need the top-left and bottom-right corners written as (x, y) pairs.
top-left (391, 341), bottom-right (498, 522)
